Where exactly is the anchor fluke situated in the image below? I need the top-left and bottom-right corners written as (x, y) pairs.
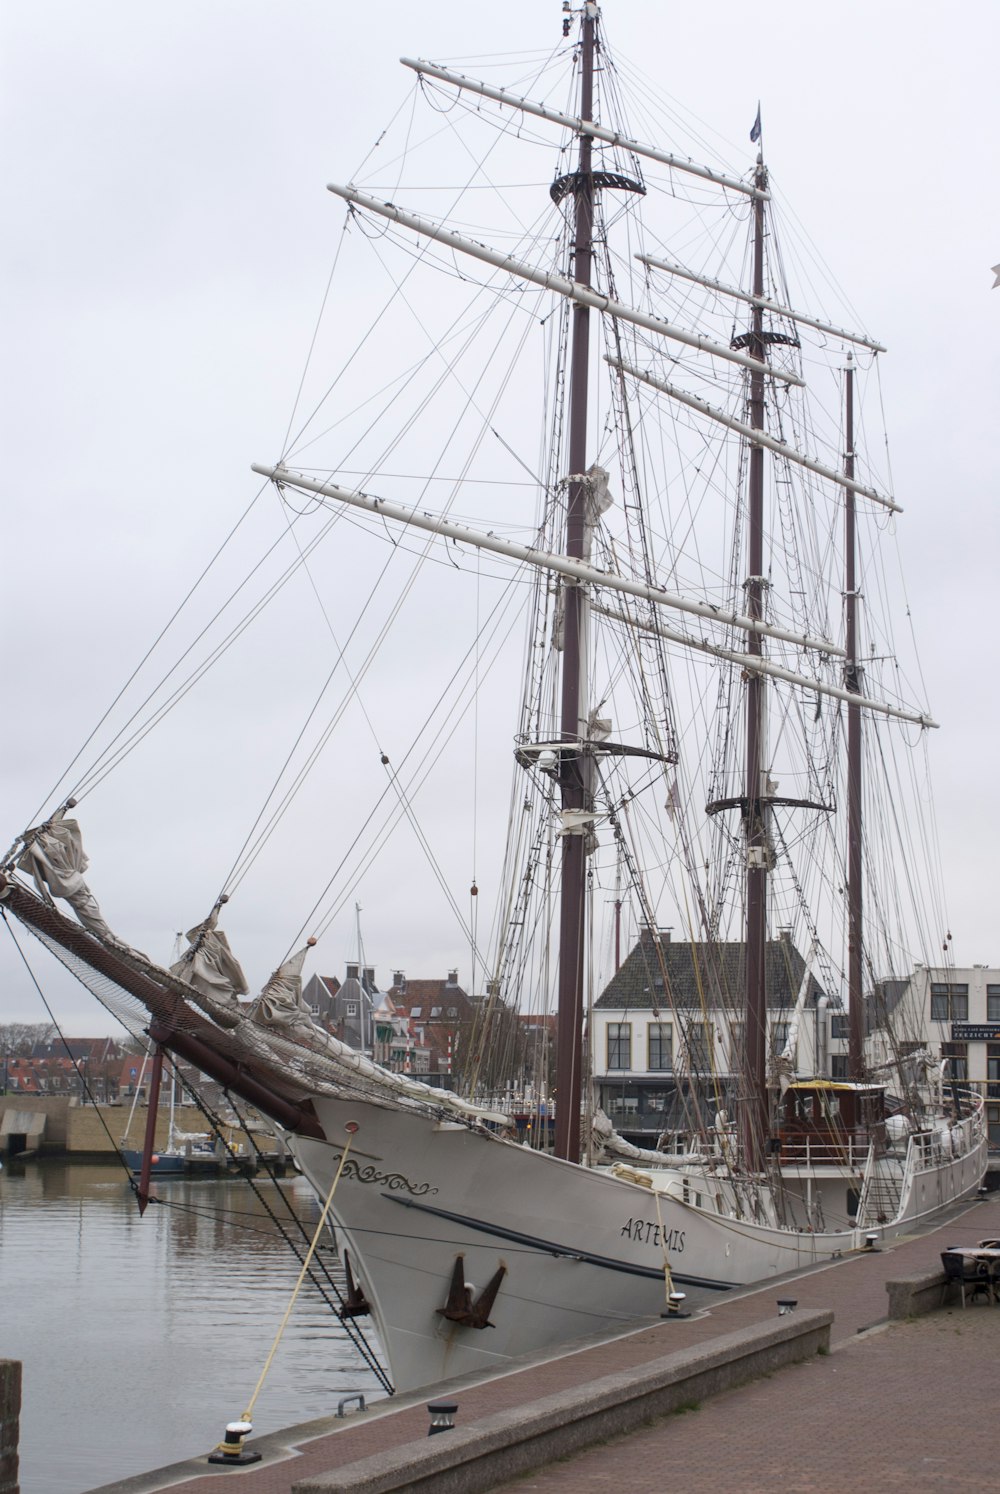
top-left (436, 1254), bottom-right (506, 1329)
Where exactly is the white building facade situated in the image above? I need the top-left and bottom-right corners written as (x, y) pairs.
top-left (593, 940), bottom-right (1000, 1153)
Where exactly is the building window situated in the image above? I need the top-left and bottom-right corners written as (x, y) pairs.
top-left (607, 1023), bottom-right (632, 1070)
top-left (930, 984), bottom-right (968, 1022)
top-left (987, 1104), bottom-right (1000, 1150)
top-left (940, 1041), bottom-right (968, 1080)
top-left (729, 1021), bottom-right (744, 1068)
top-left (647, 1023), bottom-right (672, 1072)
top-left (770, 1021), bottom-right (789, 1056)
top-left (345, 1002), bottom-right (358, 1017)
top-left (988, 986), bottom-right (1000, 1023)
top-left (987, 1044), bottom-right (1000, 1099)
top-left (831, 1054), bottom-right (849, 1079)
top-left (830, 1013), bottom-right (849, 1040)
top-left (687, 1022), bottom-right (713, 1072)
top-left (447, 1007), bottom-right (457, 1018)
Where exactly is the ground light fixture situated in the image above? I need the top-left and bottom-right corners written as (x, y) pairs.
top-left (864, 1232), bottom-right (879, 1251)
top-left (427, 1401), bottom-right (458, 1436)
top-left (776, 1298), bottom-right (797, 1315)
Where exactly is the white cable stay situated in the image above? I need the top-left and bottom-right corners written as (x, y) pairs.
top-left (590, 601), bottom-right (936, 728)
top-left (400, 58), bottom-right (768, 202)
top-left (250, 463), bottom-right (844, 658)
top-left (638, 254), bottom-right (886, 355)
top-left (326, 184), bottom-right (804, 389)
top-left (608, 357), bottom-right (901, 514)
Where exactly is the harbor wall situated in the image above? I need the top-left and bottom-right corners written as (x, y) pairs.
top-left (0, 1360), bottom-right (20, 1494)
top-left (0, 1096), bottom-right (273, 1157)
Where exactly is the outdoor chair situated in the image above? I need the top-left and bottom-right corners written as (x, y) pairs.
top-left (941, 1250), bottom-right (995, 1308)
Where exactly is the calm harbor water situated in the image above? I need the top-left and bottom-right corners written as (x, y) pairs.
top-left (0, 1159), bottom-right (388, 1494)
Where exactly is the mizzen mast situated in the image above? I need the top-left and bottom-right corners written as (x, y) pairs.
top-left (741, 152), bottom-right (771, 1171)
top-left (844, 354), bottom-right (865, 1080)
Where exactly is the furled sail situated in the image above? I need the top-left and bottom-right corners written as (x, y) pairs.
top-left (170, 902), bottom-right (248, 1008)
top-left (582, 464), bottom-right (613, 560)
top-left (253, 941), bottom-right (319, 1042)
top-left (18, 806), bottom-right (113, 940)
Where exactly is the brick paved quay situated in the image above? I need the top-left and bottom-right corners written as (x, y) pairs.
top-left (94, 1194), bottom-right (1000, 1494)
top-left (492, 1309), bottom-right (997, 1493)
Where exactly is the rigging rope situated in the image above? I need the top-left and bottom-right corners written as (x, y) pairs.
top-left (240, 1128), bottom-right (358, 1424)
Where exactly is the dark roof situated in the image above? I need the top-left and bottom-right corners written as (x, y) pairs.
top-left (28, 1037), bottom-right (124, 1061)
top-left (865, 978), bottom-right (910, 1034)
top-left (594, 931), bottom-right (825, 1012)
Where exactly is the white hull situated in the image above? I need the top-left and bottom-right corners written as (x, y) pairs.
top-left (290, 1095), bottom-right (987, 1392)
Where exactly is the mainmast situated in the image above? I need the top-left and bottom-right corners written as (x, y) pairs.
top-left (554, 2), bottom-right (597, 1163)
top-left (844, 355), bottom-right (864, 1078)
top-left (742, 153), bottom-right (770, 1170)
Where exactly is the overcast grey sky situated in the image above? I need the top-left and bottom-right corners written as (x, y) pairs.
top-left (2, 2), bottom-right (998, 1031)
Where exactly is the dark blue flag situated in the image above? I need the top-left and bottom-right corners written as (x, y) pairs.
top-left (750, 105), bottom-right (762, 144)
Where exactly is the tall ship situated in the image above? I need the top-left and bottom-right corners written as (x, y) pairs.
top-left (2, 3), bottom-right (984, 1395)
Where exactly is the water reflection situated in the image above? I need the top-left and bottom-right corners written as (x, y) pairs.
top-left (0, 1158), bottom-right (387, 1494)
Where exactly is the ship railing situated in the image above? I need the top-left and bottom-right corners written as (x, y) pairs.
top-left (772, 1134), bottom-right (871, 1167)
top-left (855, 1137), bottom-right (881, 1223)
top-left (907, 1120), bottom-right (978, 1170)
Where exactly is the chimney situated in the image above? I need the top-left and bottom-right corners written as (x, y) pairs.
top-left (363, 966), bottom-right (375, 991)
top-left (447, 969), bottom-right (458, 987)
top-left (393, 970), bottom-right (406, 991)
top-left (346, 963), bottom-right (359, 980)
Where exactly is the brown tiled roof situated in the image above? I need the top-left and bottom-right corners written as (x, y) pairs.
top-left (593, 932), bottom-right (825, 1011)
top-left (390, 979), bottom-right (476, 1023)
top-left (392, 978), bottom-right (466, 1001)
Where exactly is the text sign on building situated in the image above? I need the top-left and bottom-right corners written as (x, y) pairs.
top-left (952, 1024), bottom-right (1000, 1041)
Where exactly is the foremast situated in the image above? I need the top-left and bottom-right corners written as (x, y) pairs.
top-left (554, 2), bottom-right (597, 1164)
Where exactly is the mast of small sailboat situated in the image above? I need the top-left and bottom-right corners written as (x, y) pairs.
top-left (844, 355), bottom-right (865, 1078)
top-left (742, 154), bottom-right (770, 1171)
top-left (554, 4), bottom-right (597, 1164)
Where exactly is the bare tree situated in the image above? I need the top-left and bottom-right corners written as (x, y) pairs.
top-left (0, 1022), bottom-right (56, 1057)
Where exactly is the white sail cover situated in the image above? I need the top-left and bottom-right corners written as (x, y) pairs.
top-left (18, 807), bottom-right (113, 939)
top-left (590, 1108), bottom-right (703, 1167)
top-left (170, 905), bottom-right (248, 1006)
